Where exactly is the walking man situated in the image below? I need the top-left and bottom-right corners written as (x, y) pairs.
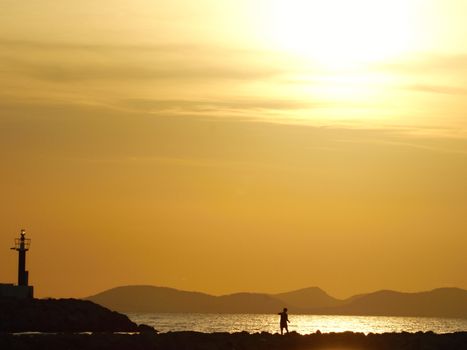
top-left (278, 307), bottom-right (290, 334)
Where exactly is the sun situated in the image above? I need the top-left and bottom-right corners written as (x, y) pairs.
top-left (265, 0), bottom-right (415, 67)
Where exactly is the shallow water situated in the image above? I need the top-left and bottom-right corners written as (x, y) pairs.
top-left (126, 313), bottom-right (467, 334)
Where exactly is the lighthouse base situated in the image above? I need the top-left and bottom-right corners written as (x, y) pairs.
top-left (0, 284), bottom-right (34, 299)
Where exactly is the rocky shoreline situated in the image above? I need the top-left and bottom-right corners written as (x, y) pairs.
top-left (0, 298), bottom-right (142, 333)
top-left (1, 298), bottom-right (465, 349)
top-left (1, 330), bottom-right (466, 350)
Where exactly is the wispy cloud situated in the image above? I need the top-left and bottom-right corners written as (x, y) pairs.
top-left (120, 98), bottom-right (322, 113)
top-left (335, 137), bottom-right (467, 156)
top-left (2, 39), bottom-right (467, 139)
top-left (405, 84), bottom-right (467, 95)
top-left (4, 59), bottom-right (280, 82)
top-left (0, 38), bottom-right (283, 83)
top-left (0, 38), bottom-right (270, 56)
top-left (378, 53), bottom-right (467, 73)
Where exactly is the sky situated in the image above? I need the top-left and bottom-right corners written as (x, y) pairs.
top-left (1, 0), bottom-right (466, 299)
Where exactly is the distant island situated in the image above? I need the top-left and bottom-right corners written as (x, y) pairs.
top-left (87, 286), bottom-right (467, 318)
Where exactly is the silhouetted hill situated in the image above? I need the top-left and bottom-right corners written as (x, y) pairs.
top-left (88, 286), bottom-right (215, 313)
top-left (88, 286), bottom-right (285, 313)
top-left (314, 288), bottom-right (467, 318)
top-left (87, 286), bottom-right (467, 318)
top-left (215, 293), bottom-right (284, 313)
top-left (274, 287), bottom-right (343, 309)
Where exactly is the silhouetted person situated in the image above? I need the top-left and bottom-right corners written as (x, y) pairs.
top-left (278, 307), bottom-right (289, 334)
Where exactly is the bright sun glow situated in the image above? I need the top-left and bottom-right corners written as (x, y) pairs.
top-left (266, 0), bottom-right (416, 67)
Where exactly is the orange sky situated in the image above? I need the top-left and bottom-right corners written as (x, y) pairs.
top-left (1, 0), bottom-right (466, 299)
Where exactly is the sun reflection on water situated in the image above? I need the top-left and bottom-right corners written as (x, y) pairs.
top-left (127, 313), bottom-right (467, 335)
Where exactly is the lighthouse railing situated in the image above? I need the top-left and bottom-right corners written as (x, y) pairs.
top-left (12, 238), bottom-right (31, 250)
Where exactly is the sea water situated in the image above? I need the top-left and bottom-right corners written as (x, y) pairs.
top-left (126, 313), bottom-right (467, 334)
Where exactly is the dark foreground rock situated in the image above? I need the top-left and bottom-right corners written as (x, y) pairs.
top-left (0, 298), bottom-right (139, 332)
top-left (0, 331), bottom-right (466, 350)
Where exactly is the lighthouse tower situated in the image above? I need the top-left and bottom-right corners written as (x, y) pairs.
top-left (11, 229), bottom-right (31, 287)
top-left (0, 229), bottom-right (34, 299)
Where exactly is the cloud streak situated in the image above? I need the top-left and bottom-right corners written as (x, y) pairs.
top-left (378, 53), bottom-right (467, 73)
top-left (120, 98), bottom-right (322, 113)
top-left (6, 60), bottom-right (280, 82)
top-left (0, 38), bottom-right (283, 83)
top-left (2, 39), bottom-right (467, 138)
top-left (405, 84), bottom-right (467, 95)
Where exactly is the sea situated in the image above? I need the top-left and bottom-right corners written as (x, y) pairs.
top-left (126, 313), bottom-right (467, 335)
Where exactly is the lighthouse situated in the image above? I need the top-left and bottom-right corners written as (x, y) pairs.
top-left (0, 229), bottom-right (34, 299)
top-left (11, 229), bottom-right (31, 287)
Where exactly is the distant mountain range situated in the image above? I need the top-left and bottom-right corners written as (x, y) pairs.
top-left (87, 286), bottom-right (467, 318)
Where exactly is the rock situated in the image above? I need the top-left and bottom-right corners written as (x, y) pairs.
top-left (137, 324), bottom-right (158, 334)
top-left (0, 298), bottom-right (139, 332)
top-left (0, 331), bottom-right (466, 350)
